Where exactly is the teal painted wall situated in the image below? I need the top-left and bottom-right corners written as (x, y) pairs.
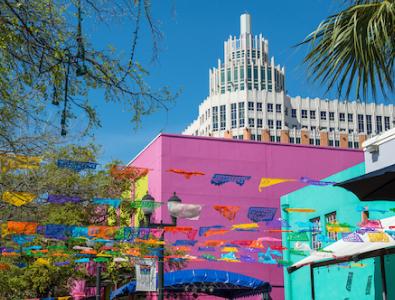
top-left (281, 163), bottom-right (395, 300)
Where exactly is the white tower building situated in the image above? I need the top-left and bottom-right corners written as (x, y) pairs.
top-left (183, 13), bottom-right (395, 149)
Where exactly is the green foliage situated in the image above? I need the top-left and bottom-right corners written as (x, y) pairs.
top-left (0, 0), bottom-right (177, 154)
top-left (300, 0), bottom-right (395, 101)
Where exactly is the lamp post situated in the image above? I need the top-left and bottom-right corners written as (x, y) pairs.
top-left (142, 192), bottom-right (182, 300)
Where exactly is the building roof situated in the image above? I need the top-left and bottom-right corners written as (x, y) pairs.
top-left (288, 215), bottom-right (395, 273)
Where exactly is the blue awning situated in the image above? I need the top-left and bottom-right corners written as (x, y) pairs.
top-left (111, 269), bottom-right (272, 299)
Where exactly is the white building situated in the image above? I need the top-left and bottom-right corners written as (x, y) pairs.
top-left (183, 13), bottom-right (395, 149)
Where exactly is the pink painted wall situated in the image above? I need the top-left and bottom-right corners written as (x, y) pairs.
top-left (130, 134), bottom-right (364, 299)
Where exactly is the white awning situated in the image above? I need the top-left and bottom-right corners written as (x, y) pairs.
top-left (290, 216), bottom-right (395, 270)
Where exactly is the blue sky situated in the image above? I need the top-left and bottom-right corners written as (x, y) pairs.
top-left (85, 0), bottom-right (350, 163)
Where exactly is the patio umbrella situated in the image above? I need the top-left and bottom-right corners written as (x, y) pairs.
top-left (335, 163), bottom-right (395, 201)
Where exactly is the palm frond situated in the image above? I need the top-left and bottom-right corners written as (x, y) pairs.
top-left (300, 0), bottom-right (395, 101)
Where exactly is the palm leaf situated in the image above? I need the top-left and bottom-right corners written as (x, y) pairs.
top-left (300, 0), bottom-right (395, 101)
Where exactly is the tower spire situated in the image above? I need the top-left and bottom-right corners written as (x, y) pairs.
top-left (240, 13), bottom-right (251, 34)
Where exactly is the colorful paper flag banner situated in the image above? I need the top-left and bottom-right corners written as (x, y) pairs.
top-left (342, 232), bottom-right (363, 243)
top-left (204, 229), bottom-right (230, 237)
top-left (210, 174), bottom-right (251, 186)
top-left (299, 177), bottom-right (336, 186)
top-left (92, 198), bottom-right (121, 208)
top-left (47, 194), bottom-right (83, 204)
top-left (2, 191), bottom-right (36, 206)
top-left (167, 169), bottom-right (205, 179)
top-left (130, 200), bottom-right (162, 209)
top-left (258, 178), bottom-right (296, 192)
top-left (57, 159), bottom-right (97, 172)
top-left (199, 225), bottom-right (224, 237)
top-left (231, 223), bottom-right (259, 231)
top-left (287, 232), bottom-right (309, 241)
top-left (284, 208), bottom-right (316, 213)
top-left (247, 207), bottom-right (277, 222)
top-left (367, 232), bottom-right (390, 243)
top-left (355, 206), bottom-right (387, 214)
top-left (0, 154), bottom-right (41, 172)
top-left (110, 165), bottom-right (149, 180)
top-left (213, 205), bottom-right (240, 221)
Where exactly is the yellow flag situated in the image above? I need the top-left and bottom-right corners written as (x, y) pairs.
top-left (35, 258), bottom-right (50, 266)
top-left (0, 154), bottom-right (41, 172)
top-left (221, 247), bottom-right (238, 253)
top-left (368, 232), bottom-right (390, 243)
top-left (1, 223), bottom-right (9, 237)
top-left (58, 297), bottom-right (71, 300)
top-left (231, 223), bottom-right (259, 230)
top-left (2, 191), bottom-right (36, 206)
top-left (258, 177), bottom-right (296, 192)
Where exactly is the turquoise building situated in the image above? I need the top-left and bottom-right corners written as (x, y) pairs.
top-left (280, 163), bottom-right (395, 300)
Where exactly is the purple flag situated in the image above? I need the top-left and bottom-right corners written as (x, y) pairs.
top-left (300, 176), bottom-right (336, 186)
top-left (47, 194), bottom-right (83, 204)
top-left (342, 232), bottom-right (363, 242)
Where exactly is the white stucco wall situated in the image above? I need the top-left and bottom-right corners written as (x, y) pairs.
top-left (363, 128), bottom-right (395, 172)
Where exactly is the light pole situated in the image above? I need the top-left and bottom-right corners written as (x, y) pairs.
top-left (141, 192), bottom-right (182, 300)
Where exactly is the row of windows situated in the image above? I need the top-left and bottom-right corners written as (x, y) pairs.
top-left (218, 65), bottom-right (284, 94)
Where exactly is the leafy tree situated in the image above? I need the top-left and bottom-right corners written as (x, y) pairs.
top-left (0, 0), bottom-right (177, 154)
top-left (300, 0), bottom-right (395, 101)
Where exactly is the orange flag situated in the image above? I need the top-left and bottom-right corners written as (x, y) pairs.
top-left (213, 205), bottom-right (240, 221)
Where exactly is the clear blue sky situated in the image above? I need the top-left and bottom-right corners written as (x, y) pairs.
top-left (85, 0), bottom-right (351, 164)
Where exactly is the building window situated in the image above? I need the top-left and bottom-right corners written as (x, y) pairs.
top-left (290, 137), bottom-right (295, 143)
top-left (320, 111), bottom-right (327, 120)
top-left (310, 217), bottom-right (322, 250)
top-left (238, 135), bottom-right (243, 140)
top-left (212, 106), bottom-right (218, 131)
top-left (311, 126), bottom-right (316, 131)
top-left (358, 114), bottom-right (364, 132)
top-left (257, 119), bottom-right (263, 128)
top-left (301, 110), bottom-right (308, 119)
top-left (249, 118), bottom-right (255, 127)
top-left (276, 120), bottom-right (282, 129)
top-left (267, 103), bottom-right (273, 113)
top-left (276, 104), bottom-right (282, 113)
top-left (270, 136), bottom-right (275, 142)
top-left (256, 135), bottom-right (262, 141)
top-left (232, 136), bottom-right (238, 139)
top-left (376, 116), bottom-right (383, 133)
top-left (329, 112), bottom-right (335, 121)
top-left (310, 111), bottom-right (316, 119)
top-left (251, 134), bottom-right (256, 141)
top-left (325, 212), bottom-right (338, 241)
top-left (268, 120), bottom-right (274, 129)
top-left (316, 139), bottom-right (320, 145)
top-left (366, 115), bottom-right (372, 134)
top-left (231, 103), bottom-right (237, 129)
top-left (339, 113), bottom-right (345, 122)
top-left (385, 116), bottom-right (391, 130)
top-left (329, 140), bottom-right (334, 146)
top-left (348, 113), bottom-right (353, 123)
top-left (354, 142), bottom-right (359, 148)
top-left (349, 129), bottom-right (354, 133)
top-left (329, 127), bottom-right (335, 132)
top-left (257, 103), bottom-right (262, 112)
top-left (296, 137), bottom-right (301, 144)
top-left (309, 138), bottom-right (314, 145)
top-left (238, 102), bottom-right (245, 127)
top-left (291, 109), bottom-right (297, 118)
top-left (335, 140), bottom-right (340, 147)
top-left (220, 105), bottom-right (226, 130)
top-left (248, 102), bottom-right (254, 111)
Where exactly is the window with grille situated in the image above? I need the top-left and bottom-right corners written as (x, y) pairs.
top-left (231, 103), bottom-right (237, 128)
top-left (385, 117), bottom-right (391, 130)
top-left (376, 116), bottom-right (383, 133)
top-left (301, 110), bottom-right (307, 119)
top-left (212, 106), bottom-right (218, 131)
top-left (366, 115), bottom-right (372, 134)
top-left (358, 114), bottom-right (364, 132)
top-left (291, 109), bottom-right (297, 118)
top-left (267, 103), bottom-right (273, 113)
top-left (276, 104), bottom-right (282, 113)
top-left (310, 217), bottom-right (322, 250)
top-left (249, 118), bottom-right (255, 127)
top-left (329, 112), bottom-right (335, 121)
top-left (238, 102), bottom-right (245, 127)
top-left (248, 102), bottom-right (255, 111)
top-left (320, 111), bottom-right (326, 120)
top-left (348, 113), bottom-right (353, 122)
top-left (310, 111), bottom-right (316, 119)
top-left (257, 103), bottom-right (262, 112)
top-left (339, 113), bottom-right (345, 122)
top-left (325, 212), bottom-right (338, 241)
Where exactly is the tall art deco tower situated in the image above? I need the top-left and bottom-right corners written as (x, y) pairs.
top-left (184, 13), bottom-right (395, 148)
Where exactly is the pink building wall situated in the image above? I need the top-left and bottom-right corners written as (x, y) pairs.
top-left (130, 134), bottom-right (364, 299)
